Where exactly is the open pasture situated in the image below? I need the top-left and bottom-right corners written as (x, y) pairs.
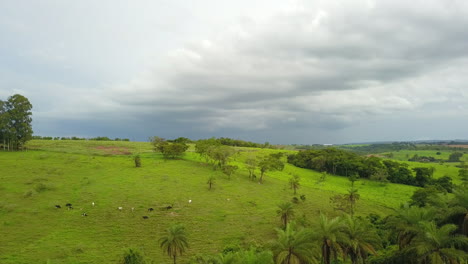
top-left (0, 141), bottom-right (420, 263)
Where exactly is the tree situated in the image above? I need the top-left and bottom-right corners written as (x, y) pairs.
top-left (207, 175), bottom-right (216, 190)
top-left (0, 100), bottom-right (7, 150)
top-left (342, 215), bottom-right (381, 264)
top-left (195, 138), bottom-right (220, 161)
top-left (408, 222), bottom-right (468, 264)
top-left (447, 187), bottom-right (468, 236)
top-left (370, 168), bottom-right (389, 185)
top-left (207, 146), bottom-right (236, 169)
top-left (346, 187), bottom-right (360, 217)
top-left (151, 137), bottom-right (189, 159)
top-left (277, 202), bottom-right (295, 228)
top-left (245, 155), bottom-right (258, 180)
top-left (258, 153), bottom-right (285, 183)
top-left (222, 164), bottom-right (238, 180)
top-left (448, 152), bottom-right (463, 162)
top-left (1, 94), bottom-right (33, 150)
top-left (159, 224), bottom-right (189, 264)
top-left (162, 143), bottom-right (189, 159)
top-left (272, 222), bottom-right (317, 264)
top-left (409, 186), bottom-right (443, 207)
top-left (288, 174), bottom-right (300, 195)
top-left (458, 166), bottom-right (468, 187)
top-left (314, 214), bottom-right (346, 264)
top-left (134, 155), bottom-right (141, 167)
top-left (385, 204), bottom-right (435, 250)
top-left (413, 167), bottom-right (433, 187)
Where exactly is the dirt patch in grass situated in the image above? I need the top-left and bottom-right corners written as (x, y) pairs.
top-left (94, 146), bottom-right (132, 155)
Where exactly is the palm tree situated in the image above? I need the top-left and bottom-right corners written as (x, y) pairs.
top-left (447, 187), bottom-right (468, 236)
top-left (345, 187), bottom-right (360, 216)
top-left (314, 213), bottom-right (346, 264)
top-left (159, 224), bottom-right (189, 264)
top-left (277, 202), bottom-right (295, 228)
top-left (409, 221), bottom-right (468, 264)
top-left (289, 175), bottom-right (300, 195)
top-left (386, 204), bottom-right (435, 250)
top-left (272, 222), bottom-right (318, 264)
top-left (342, 215), bottom-right (381, 264)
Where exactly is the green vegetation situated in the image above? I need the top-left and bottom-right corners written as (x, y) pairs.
top-left (0, 94), bottom-right (33, 150)
top-left (0, 140), bottom-right (466, 263)
top-left (288, 148), bottom-right (460, 189)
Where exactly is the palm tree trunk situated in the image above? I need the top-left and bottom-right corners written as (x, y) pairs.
top-left (322, 243), bottom-right (331, 264)
top-left (173, 254), bottom-right (176, 264)
top-left (463, 213), bottom-right (468, 236)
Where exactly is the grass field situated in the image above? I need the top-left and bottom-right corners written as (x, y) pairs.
top-left (380, 150), bottom-right (465, 184)
top-left (385, 149), bottom-right (468, 162)
top-left (0, 140), bottom-right (420, 263)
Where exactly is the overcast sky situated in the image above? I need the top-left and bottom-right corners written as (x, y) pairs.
top-left (1, 0), bottom-right (468, 144)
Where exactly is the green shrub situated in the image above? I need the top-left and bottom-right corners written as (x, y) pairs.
top-left (134, 155), bottom-right (141, 167)
top-left (34, 183), bottom-right (52, 193)
top-left (23, 189), bottom-right (36, 198)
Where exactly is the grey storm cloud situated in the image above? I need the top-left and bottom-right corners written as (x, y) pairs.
top-left (106, 0), bottom-right (468, 141)
top-left (3, 0), bottom-right (468, 143)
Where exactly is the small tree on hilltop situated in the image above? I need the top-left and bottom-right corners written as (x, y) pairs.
top-left (245, 155), bottom-right (258, 180)
top-left (258, 153), bottom-right (285, 183)
top-left (207, 145), bottom-right (236, 169)
top-left (222, 164), bottom-right (238, 180)
top-left (162, 143), bottom-right (189, 159)
top-left (151, 136), bottom-right (188, 159)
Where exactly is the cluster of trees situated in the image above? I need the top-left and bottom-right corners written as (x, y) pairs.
top-left (194, 137), bottom-right (276, 149)
top-left (341, 142), bottom-right (418, 154)
top-left (194, 139), bottom-right (285, 183)
top-left (0, 94), bottom-right (33, 151)
top-left (287, 148), bottom-right (454, 190)
top-left (151, 136), bottom-right (189, 159)
top-left (408, 152), bottom-right (463, 163)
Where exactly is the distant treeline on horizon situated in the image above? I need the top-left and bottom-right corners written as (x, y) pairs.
top-left (32, 136), bottom-right (131, 141)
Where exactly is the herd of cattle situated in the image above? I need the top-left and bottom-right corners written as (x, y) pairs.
top-left (53, 201), bottom-right (188, 219)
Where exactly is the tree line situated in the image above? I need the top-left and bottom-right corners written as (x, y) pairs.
top-left (32, 136), bottom-right (131, 141)
top-left (287, 148), bottom-right (455, 191)
top-left (0, 94), bottom-right (33, 151)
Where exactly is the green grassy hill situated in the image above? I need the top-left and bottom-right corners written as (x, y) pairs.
top-left (0, 140), bottom-right (418, 263)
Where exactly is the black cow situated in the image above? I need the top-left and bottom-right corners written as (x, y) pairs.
top-left (142, 216), bottom-right (149, 219)
top-left (55, 205), bottom-right (61, 209)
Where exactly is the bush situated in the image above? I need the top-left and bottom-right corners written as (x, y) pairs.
top-left (291, 197), bottom-right (299, 204)
top-left (300, 194), bottom-right (306, 201)
top-left (134, 155), bottom-right (141, 167)
top-left (23, 189), bottom-right (36, 198)
top-left (121, 248), bottom-right (146, 264)
top-left (34, 183), bottom-right (52, 193)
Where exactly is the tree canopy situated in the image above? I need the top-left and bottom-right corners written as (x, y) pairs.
top-left (0, 94), bottom-right (33, 150)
